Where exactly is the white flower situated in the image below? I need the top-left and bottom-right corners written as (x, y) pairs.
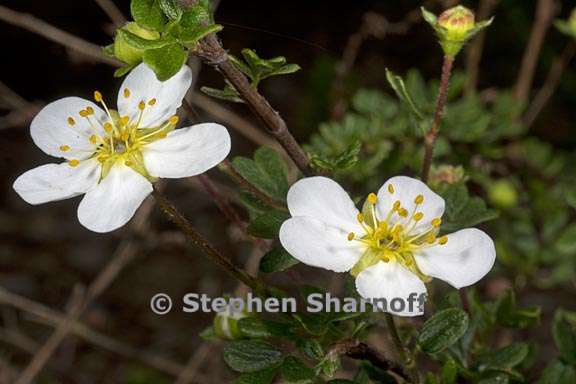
top-left (13, 63), bottom-right (231, 233)
top-left (279, 176), bottom-right (496, 316)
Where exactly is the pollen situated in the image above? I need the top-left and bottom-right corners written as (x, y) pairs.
top-left (414, 194), bottom-right (424, 204)
top-left (393, 200), bottom-right (401, 210)
top-left (69, 159), bottom-right (80, 167)
top-left (89, 135), bottom-right (97, 144)
top-left (94, 91), bottom-right (103, 102)
top-left (67, 117), bottom-right (76, 126)
top-left (85, 106), bottom-right (94, 115)
top-left (59, 145), bottom-right (70, 152)
top-left (347, 232), bottom-right (355, 241)
top-left (368, 193), bottom-right (378, 204)
top-left (398, 208), bottom-right (408, 218)
top-left (103, 122), bottom-right (113, 133)
top-left (169, 115), bottom-right (179, 125)
top-left (413, 212), bottom-right (424, 221)
top-left (120, 116), bottom-right (130, 126)
top-left (431, 218), bottom-right (442, 227)
top-left (148, 98), bottom-right (157, 106)
top-left (357, 213), bottom-right (364, 223)
top-left (79, 109), bottom-right (88, 117)
top-left (138, 101), bottom-right (146, 111)
top-left (387, 184), bottom-right (394, 194)
top-left (438, 235), bottom-right (448, 245)
top-left (123, 88), bottom-right (131, 98)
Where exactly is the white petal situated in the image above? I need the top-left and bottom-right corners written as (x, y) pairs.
top-left (415, 228), bottom-right (496, 289)
top-left (376, 176), bottom-right (445, 235)
top-left (31, 97), bottom-right (107, 160)
top-left (279, 216), bottom-right (364, 272)
top-left (77, 165), bottom-right (152, 233)
top-left (355, 261), bottom-right (427, 317)
top-left (142, 123), bottom-right (230, 178)
top-left (117, 63), bottom-right (192, 128)
top-left (286, 177), bottom-right (362, 234)
top-left (13, 160), bottom-right (101, 205)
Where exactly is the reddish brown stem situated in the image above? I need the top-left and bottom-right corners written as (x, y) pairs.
top-left (421, 56), bottom-right (454, 183)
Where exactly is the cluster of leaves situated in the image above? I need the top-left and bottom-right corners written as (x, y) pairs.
top-left (202, 49), bottom-right (301, 102)
top-left (106, 0), bottom-right (221, 79)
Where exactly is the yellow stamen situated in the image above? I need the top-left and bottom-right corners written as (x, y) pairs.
top-left (367, 193), bottom-right (378, 205)
top-left (148, 98), bottom-right (157, 106)
top-left (125, 160), bottom-right (133, 167)
top-left (413, 212), bottom-right (423, 221)
top-left (103, 122), bottom-right (113, 133)
top-left (123, 88), bottom-right (131, 98)
top-left (79, 109), bottom-right (88, 118)
top-left (431, 218), bottom-right (442, 227)
top-left (169, 115), bottom-right (179, 125)
top-left (357, 213), bottom-right (364, 223)
top-left (67, 117), bottom-right (76, 126)
top-left (398, 208), bottom-right (408, 218)
top-left (138, 101), bottom-right (146, 111)
top-left (393, 200), bottom-right (401, 210)
top-left (85, 106), bottom-right (94, 115)
top-left (347, 232), bottom-right (355, 241)
top-left (159, 132), bottom-right (167, 138)
top-left (89, 135), bottom-right (97, 144)
top-left (121, 131), bottom-right (130, 141)
top-left (120, 116), bottom-right (130, 126)
top-left (59, 145), bottom-right (70, 152)
top-left (94, 91), bottom-right (103, 102)
top-left (388, 184), bottom-right (394, 194)
top-left (69, 159), bottom-right (80, 167)
top-left (414, 194), bottom-right (424, 205)
top-left (438, 235), bottom-right (448, 245)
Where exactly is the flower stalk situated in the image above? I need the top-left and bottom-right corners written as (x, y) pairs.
top-left (384, 313), bottom-right (419, 383)
top-left (152, 186), bottom-right (268, 296)
top-left (421, 55), bottom-right (454, 183)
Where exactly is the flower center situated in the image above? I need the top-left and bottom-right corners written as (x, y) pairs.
top-left (59, 89), bottom-right (179, 181)
top-left (348, 185), bottom-right (447, 281)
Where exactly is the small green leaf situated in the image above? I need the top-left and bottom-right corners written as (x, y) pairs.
top-left (553, 310), bottom-right (576, 364)
top-left (131, 0), bottom-right (167, 31)
top-left (496, 290), bottom-right (541, 329)
top-left (223, 341), bottom-right (283, 373)
top-left (281, 356), bottom-right (316, 384)
top-left (237, 317), bottom-right (272, 339)
top-left (180, 24), bottom-right (223, 45)
top-left (248, 210), bottom-right (290, 239)
top-left (442, 358), bottom-right (458, 384)
top-left (417, 308), bottom-right (469, 354)
top-left (232, 367), bottom-right (278, 384)
top-left (385, 68), bottom-right (424, 120)
top-left (538, 360), bottom-right (576, 384)
top-left (556, 224), bottom-right (576, 255)
top-left (259, 247), bottom-right (299, 273)
top-left (117, 28), bottom-right (172, 50)
top-left (421, 7), bottom-right (438, 27)
top-left (477, 343), bottom-right (530, 370)
top-left (142, 43), bottom-right (188, 81)
top-left (298, 339), bottom-right (324, 360)
top-left (159, 0), bottom-right (182, 21)
top-left (201, 84), bottom-right (243, 103)
top-left (114, 65), bottom-right (136, 78)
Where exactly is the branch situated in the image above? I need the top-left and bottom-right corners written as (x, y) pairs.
top-left (93, 0), bottom-right (126, 27)
top-left (0, 5), bottom-right (120, 67)
top-left (513, 0), bottom-right (556, 103)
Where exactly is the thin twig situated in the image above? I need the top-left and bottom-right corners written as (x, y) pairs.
top-left (0, 5), bottom-right (120, 67)
top-left (93, 0), bottom-right (126, 27)
top-left (197, 174), bottom-right (247, 231)
top-left (465, 0), bottom-right (500, 95)
top-left (523, 41), bottom-right (576, 127)
top-left (384, 314), bottom-right (418, 383)
top-left (421, 55), bottom-right (454, 183)
top-left (513, 0), bottom-right (556, 103)
top-left (0, 80), bottom-right (29, 109)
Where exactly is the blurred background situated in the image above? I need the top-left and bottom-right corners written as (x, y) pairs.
top-left (1, 0), bottom-right (575, 382)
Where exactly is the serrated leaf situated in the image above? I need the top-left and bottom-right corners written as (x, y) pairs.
top-left (417, 308), bottom-right (469, 354)
top-left (131, 0), bottom-right (167, 31)
top-left (553, 311), bottom-right (576, 364)
top-left (248, 210), bottom-right (290, 239)
top-left (142, 43), bottom-right (187, 81)
top-left (385, 68), bottom-right (424, 120)
top-left (181, 4), bottom-right (211, 27)
top-left (117, 28), bottom-right (172, 50)
top-left (281, 356), bottom-right (316, 384)
top-left (224, 341), bottom-right (283, 373)
top-left (159, 0), bottom-right (182, 21)
top-left (232, 367), bottom-right (278, 384)
top-left (259, 247), bottom-right (299, 273)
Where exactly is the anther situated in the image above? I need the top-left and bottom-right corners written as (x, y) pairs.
top-left (169, 115), bottom-right (179, 125)
top-left (85, 106), bottom-right (94, 115)
top-left (347, 232), bottom-right (355, 241)
top-left (148, 98), bottom-right (157, 106)
top-left (69, 159), bottom-right (80, 167)
top-left (89, 135), bottom-right (97, 144)
top-left (79, 109), bottom-right (88, 117)
top-left (398, 208), bottom-right (408, 218)
top-left (367, 193), bottom-right (378, 205)
top-left (414, 194), bottom-right (424, 205)
top-left (123, 88), bottom-right (131, 98)
top-left (388, 184), bottom-right (394, 194)
top-left (438, 235), bottom-right (448, 245)
top-left (431, 218), bottom-right (442, 227)
top-left (103, 122), bottom-right (113, 133)
top-left (67, 117), bottom-right (76, 126)
top-left (120, 116), bottom-right (130, 126)
top-left (59, 145), bottom-right (70, 152)
top-left (159, 132), bottom-right (167, 138)
top-left (121, 131), bottom-right (130, 141)
top-left (357, 213), bottom-right (364, 223)
top-left (413, 212), bottom-right (424, 221)
top-left (125, 160), bottom-right (133, 167)
top-left (393, 200), bottom-right (401, 210)
top-left (138, 101), bottom-right (146, 111)
top-left (94, 91), bottom-right (103, 102)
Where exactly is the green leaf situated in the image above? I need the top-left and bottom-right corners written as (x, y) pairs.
top-left (232, 367), bottom-right (278, 384)
top-left (114, 65), bottom-right (136, 78)
top-left (441, 358), bottom-right (458, 384)
top-left (237, 317), bottom-right (272, 339)
top-left (438, 183), bottom-right (498, 232)
top-left (131, 0), bottom-right (167, 31)
top-left (477, 343), bottom-right (530, 370)
top-left (117, 28), bottom-right (172, 50)
top-left (180, 24), bottom-right (223, 45)
top-left (417, 308), bottom-right (469, 354)
top-left (421, 7), bottom-right (438, 27)
top-left (385, 68), bottom-right (424, 120)
top-left (281, 356), bottom-right (316, 384)
top-left (142, 43), bottom-right (188, 81)
top-left (298, 339), bottom-right (324, 360)
top-left (248, 210), bottom-right (290, 239)
top-left (556, 224), bottom-right (576, 255)
top-left (538, 360), bottom-right (576, 384)
top-left (553, 310), bottom-right (576, 364)
top-left (232, 147), bottom-right (290, 201)
top-left (223, 341), bottom-right (283, 373)
top-left (201, 84), bottom-right (243, 103)
top-left (259, 247), bottom-right (299, 273)
top-left (159, 0), bottom-right (182, 21)
top-left (495, 290), bottom-right (541, 329)
top-left (181, 4), bottom-right (211, 27)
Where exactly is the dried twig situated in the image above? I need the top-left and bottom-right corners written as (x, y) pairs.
top-left (93, 0), bottom-right (126, 27)
top-left (514, 0), bottom-right (556, 103)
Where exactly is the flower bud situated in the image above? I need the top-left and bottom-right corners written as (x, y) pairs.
top-left (438, 6), bottom-right (476, 41)
top-left (488, 180), bottom-right (518, 209)
top-left (213, 302), bottom-right (249, 340)
top-left (570, 8), bottom-right (576, 32)
top-left (114, 22), bottom-right (160, 65)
